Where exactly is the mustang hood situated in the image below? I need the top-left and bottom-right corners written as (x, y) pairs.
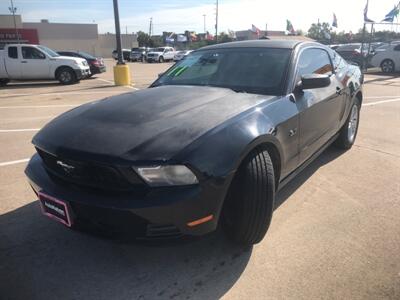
top-left (33, 86), bottom-right (274, 162)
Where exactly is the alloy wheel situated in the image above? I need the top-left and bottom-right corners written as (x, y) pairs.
top-left (347, 104), bottom-right (359, 143)
top-left (60, 71), bottom-right (72, 83)
top-left (381, 60), bottom-right (394, 73)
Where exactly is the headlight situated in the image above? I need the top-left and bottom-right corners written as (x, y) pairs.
top-left (134, 165), bottom-right (198, 187)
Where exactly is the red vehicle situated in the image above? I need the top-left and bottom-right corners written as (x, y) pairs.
top-left (58, 51), bottom-right (106, 77)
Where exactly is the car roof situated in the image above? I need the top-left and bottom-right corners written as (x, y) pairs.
top-left (200, 40), bottom-right (314, 51)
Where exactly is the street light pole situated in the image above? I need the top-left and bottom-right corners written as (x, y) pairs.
top-left (215, 0), bottom-right (219, 42)
top-left (112, 0), bottom-right (124, 65)
top-left (112, 0), bottom-right (130, 86)
top-left (9, 0), bottom-right (20, 43)
top-left (203, 14), bottom-right (206, 33)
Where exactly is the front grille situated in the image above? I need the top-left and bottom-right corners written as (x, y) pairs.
top-left (70, 202), bottom-right (182, 239)
top-left (36, 148), bottom-right (144, 191)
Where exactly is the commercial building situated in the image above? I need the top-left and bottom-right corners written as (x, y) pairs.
top-left (0, 15), bottom-right (138, 57)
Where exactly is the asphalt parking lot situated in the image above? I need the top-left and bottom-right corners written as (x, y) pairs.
top-left (0, 59), bottom-right (399, 300)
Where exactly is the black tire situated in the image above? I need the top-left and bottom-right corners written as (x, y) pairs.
top-left (56, 67), bottom-right (77, 85)
top-left (159, 56), bottom-right (164, 63)
top-left (222, 148), bottom-right (275, 245)
top-left (334, 99), bottom-right (361, 150)
top-left (0, 79), bottom-right (10, 87)
top-left (381, 59), bottom-right (395, 73)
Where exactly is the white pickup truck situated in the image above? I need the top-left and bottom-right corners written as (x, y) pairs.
top-left (146, 47), bottom-right (176, 63)
top-left (0, 44), bottom-right (91, 86)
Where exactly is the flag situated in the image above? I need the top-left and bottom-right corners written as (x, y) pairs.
top-left (166, 32), bottom-right (175, 43)
top-left (332, 13), bottom-right (338, 28)
top-left (177, 34), bottom-right (187, 42)
top-left (206, 32), bottom-right (214, 41)
top-left (251, 24), bottom-right (261, 36)
top-left (286, 20), bottom-right (295, 34)
top-left (190, 32), bottom-right (197, 42)
top-left (382, 4), bottom-right (400, 22)
top-left (364, 0), bottom-right (374, 22)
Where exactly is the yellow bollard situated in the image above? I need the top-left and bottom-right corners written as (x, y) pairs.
top-left (113, 64), bottom-right (131, 86)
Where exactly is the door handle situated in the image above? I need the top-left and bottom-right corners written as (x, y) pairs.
top-left (21, 61), bottom-right (27, 63)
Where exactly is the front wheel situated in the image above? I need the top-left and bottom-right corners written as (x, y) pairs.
top-left (335, 100), bottom-right (361, 149)
top-left (158, 56), bottom-right (164, 63)
top-left (57, 67), bottom-right (77, 85)
top-left (0, 79), bottom-right (10, 87)
top-left (381, 59), bottom-right (395, 73)
top-left (222, 148), bottom-right (275, 245)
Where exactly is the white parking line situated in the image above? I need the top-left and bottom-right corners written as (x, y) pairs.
top-left (0, 158), bottom-right (30, 167)
top-left (0, 104), bottom-right (78, 109)
top-left (364, 98), bottom-right (400, 106)
top-left (95, 78), bottom-right (140, 90)
top-left (0, 90), bottom-right (128, 99)
top-left (0, 128), bottom-right (40, 132)
top-left (365, 95), bottom-right (400, 99)
top-left (95, 78), bottom-right (115, 85)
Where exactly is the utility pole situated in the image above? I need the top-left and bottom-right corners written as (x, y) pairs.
top-left (8, 0), bottom-right (20, 43)
top-left (149, 17), bottom-right (153, 37)
top-left (112, 0), bottom-right (124, 64)
top-left (203, 14), bottom-right (206, 33)
top-left (215, 0), bottom-right (219, 42)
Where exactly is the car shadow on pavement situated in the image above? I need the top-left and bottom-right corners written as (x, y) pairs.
top-left (2, 81), bottom-right (62, 89)
top-left (0, 201), bottom-right (252, 300)
top-left (275, 147), bottom-right (345, 210)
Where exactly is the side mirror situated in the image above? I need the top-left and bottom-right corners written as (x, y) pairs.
top-left (299, 74), bottom-right (331, 90)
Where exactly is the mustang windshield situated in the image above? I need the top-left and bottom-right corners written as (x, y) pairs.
top-left (154, 47), bottom-right (291, 95)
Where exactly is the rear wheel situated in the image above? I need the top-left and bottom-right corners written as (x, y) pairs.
top-left (222, 148), bottom-right (275, 245)
top-left (335, 100), bottom-right (361, 149)
top-left (381, 59), bottom-right (395, 73)
top-left (57, 67), bottom-right (77, 85)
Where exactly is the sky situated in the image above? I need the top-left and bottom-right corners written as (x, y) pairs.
top-left (0, 0), bottom-right (399, 34)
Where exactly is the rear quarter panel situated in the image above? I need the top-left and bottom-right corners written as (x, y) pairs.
top-left (0, 50), bottom-right (7, 78)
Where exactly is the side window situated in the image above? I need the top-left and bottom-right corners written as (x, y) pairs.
top-left (331, 50), bottom-right (347, 72)
top-left (8, 46), bottom-right (18, 59)
top-left (297, 48), bottom-right (333, 81)
top-left (394, 44), bottom-right (400, 51)
top-left (22, 47), bottom-right (46, 59)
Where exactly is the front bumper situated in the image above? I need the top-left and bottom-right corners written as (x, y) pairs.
top-left (74, 68), bottom-right (91, 80)
top-left (90, 66), bottom-right (106, 75)
top-left (146, 56), bottom-right (159, 62)
top-left (25, 154), bottom-right (221, 238)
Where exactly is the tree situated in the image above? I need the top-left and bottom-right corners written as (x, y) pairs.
top-left (307, 22), bottom-right (332, 42)
top-left (137, 31), bottom-right (152, 47)
top-left (217, 32), bottom-right (233, 43)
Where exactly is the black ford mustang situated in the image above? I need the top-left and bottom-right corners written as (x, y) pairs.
top-left (25, 40), bottom-right (363, 245)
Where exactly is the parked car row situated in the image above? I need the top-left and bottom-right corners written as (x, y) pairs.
top-left (0, 44), bottom-right (92, 86)
top-left (113, 47), bottom-right (193, 63)
top-left (331, 41), bottom-right (400, 73)
top-left (0, 44), bottom-right (107, 86)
